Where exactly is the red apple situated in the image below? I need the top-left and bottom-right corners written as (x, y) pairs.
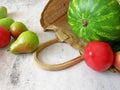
top-left (114, 51), bottom-right (120, 70)
top-left (84, 41), bottom-right (114, 72)
top-left (0, 26), bottom-right (11, 48)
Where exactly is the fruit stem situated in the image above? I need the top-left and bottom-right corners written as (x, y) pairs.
top-left (83, 20), bottom-right (88, 27)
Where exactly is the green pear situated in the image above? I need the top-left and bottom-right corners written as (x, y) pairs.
top-left (0, 17), bottom-right (14, 30)
top-left (9, 21), bottom-right (28, 39)
top-left (10, 31), bottom-right (39, 54)
top-left (0, 6), bottom-right (7, 19)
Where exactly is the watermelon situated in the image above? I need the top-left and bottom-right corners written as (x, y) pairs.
top-left (67, 0), bottom-right (120, 43)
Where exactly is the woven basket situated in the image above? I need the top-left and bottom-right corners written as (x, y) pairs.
top-left (33, 0), bottom-right (120, 73)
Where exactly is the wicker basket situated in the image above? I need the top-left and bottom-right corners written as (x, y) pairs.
top-left (33, 0), bottom-right (120, 73)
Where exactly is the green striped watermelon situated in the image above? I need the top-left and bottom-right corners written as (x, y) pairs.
top-left (67, 0), bottom-right (120, 43)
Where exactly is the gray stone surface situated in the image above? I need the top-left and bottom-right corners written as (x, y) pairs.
top-left (0, 0), bottom-right (120, 90)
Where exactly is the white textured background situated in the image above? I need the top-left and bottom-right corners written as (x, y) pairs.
top-left (0, 0), bottom-right (120, 90)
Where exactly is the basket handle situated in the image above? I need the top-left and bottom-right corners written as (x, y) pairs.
top-left (33, 38), bottom-right (84, 71)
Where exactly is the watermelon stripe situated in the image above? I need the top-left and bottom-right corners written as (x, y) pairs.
top-left (89, 0), bottom-right (119, 18)
top-left (81, 27), bottom-right (90, 42)
top-left (108, 0), bottom-right (115, 5)
top-left (95, 19), bottom-right (120, 28)
top-left (85, 26), bottom-right (100, 41)
top-left (71, 0), bottom-right (82, 19)
top-left (90, 0), bottom-right (108, 15)
top-left (94, 11), bottom-right (119, 23)
top-left (92, 26), bottom-right (120, 41)
top-left (91, 29), bottom-right (112, 41)
top-left (68, 7), bottom-right (78, 19)
top-left (90, 0), bottom-right (100, 13)
top-left (79, 27), bottom-right (84, 38)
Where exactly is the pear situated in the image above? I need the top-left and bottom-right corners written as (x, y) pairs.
top-left (0, 17), bottom-right (14, 30)
top-left (10, 31), bottom-right (39, 54)
top-left (9, 21), bottom-right (28, 39)
top-left (0, 6), bottom-right (7, 19)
